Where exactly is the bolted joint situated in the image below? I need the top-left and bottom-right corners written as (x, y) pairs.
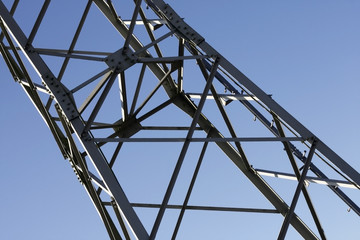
top-left (105, 47), bottom-right (137, 73)
top-left (42, 73), bottom-right (79, 120)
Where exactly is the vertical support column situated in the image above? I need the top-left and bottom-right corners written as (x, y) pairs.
top-left (177, 38), bottom-right (184, 93)
top-left (118, 72), bottom-right (128, 121)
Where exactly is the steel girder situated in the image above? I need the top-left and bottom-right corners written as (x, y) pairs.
top-left (0, 0), bottom-right (359, 239)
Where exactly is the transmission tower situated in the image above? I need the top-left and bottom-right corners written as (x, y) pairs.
top-left (1, 0), bottom-right (359, 239)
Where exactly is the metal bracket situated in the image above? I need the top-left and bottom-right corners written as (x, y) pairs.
top-left (151, 1), bottom-right (204, 45)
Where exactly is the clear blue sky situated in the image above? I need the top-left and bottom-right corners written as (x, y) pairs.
top-left (0, 0), bottom-right (360, 239)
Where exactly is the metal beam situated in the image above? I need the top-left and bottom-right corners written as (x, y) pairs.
top-left (172, 133), bottom-right (210, 239)
top-left (257, 169), bottom-right (359, 189)
top-left (92, 2), bottom-right (322, 237)
top-left (149, 57), bottom-right (220, 240)
top-left (278, 140), bottom-right (318, 239)
top-left (0, 3), bottom-right (149, 239)
top-left (93, 137), bottom-right (303, 142)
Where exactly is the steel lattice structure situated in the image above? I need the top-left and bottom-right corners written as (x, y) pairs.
top-left (1, 1), bottom-right (359, 239)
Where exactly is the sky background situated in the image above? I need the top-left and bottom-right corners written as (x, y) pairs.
top-left (1, 0), bottom-right (360, 239)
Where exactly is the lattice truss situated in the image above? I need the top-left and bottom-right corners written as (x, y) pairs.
top-left (0, 0), bottom-right (359, 239)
